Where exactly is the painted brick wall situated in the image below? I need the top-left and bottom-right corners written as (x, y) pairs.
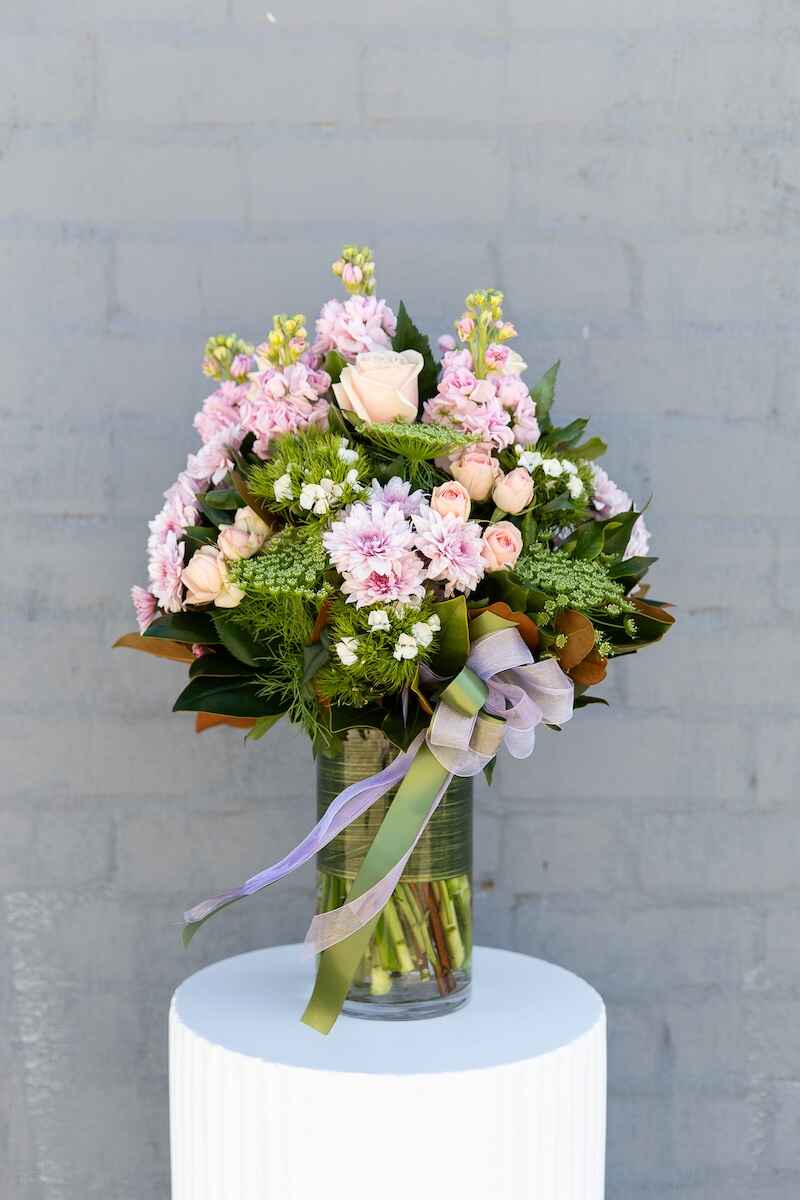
top-left (2, 3), bottom-right (798, 1197)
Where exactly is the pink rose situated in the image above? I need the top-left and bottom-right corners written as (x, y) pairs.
top-left (449, 445), bottom-right (501, 501)
top-left (333, 349), bottom-right (423, 424)
top-left (182, 546), bottom-right (244, 608)
top-left (481, 521), bottom-right (523, 572)
top-left (492, 467), bottom-right (534, 515)
top-left (430, 480), bottom-right (471, 521)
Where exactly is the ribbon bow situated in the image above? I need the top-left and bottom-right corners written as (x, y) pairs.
top-left (183, 611), bottom-right (574, 1033)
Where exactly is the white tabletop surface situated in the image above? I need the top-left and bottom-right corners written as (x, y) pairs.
top-left (172, 944), bottom-right (604, 1076)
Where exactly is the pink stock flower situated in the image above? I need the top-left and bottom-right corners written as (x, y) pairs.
top-left (437, 366), bottom-right (479, 399)
top-left (131, 585), bottom-right (157, 633)
top-left (485, 343), bottom-right (510, 369)
top-left (591, 465), bottom-right (651, 559)
top-left (441, 348), bottom-right (473, 372)
top-left (241, 364), bottom-right (329, 458)
top-left (368, 476), bottom-right (425, 517)
top-left (194, 382), bottom-right (248, 444)
top-left (164, 470), bottom-right (200, 510)
top-left (341, 550), bottom-right (427, 608)
top-left (456, 316), bottom-right (475, 341)
top-left (186, 423), bottom-right (243, 486)
top-left (230, 353), bottom-right (254, 381)
top-left (413, 507), bottom-right (485, 597)
top-left (493, 374), bottom-right (528, 410)
top-left (313, 296), bottom-right (397, 360)
top-left (147, 530), bottom-right (185, 614)
top-left (323, 501), bottom-right (415, 581)
top-left (438, 334), bottom-right (456, 353)
top-left (424, 373), bottom-right (513, 452)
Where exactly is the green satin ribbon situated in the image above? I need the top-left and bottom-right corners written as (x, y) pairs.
top-left (301, 608), bottom-right (518, 1035)
top-left (302, 742), bottom-right (450, 1034)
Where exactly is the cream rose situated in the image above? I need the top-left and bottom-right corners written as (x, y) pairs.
top-left (333, 349), bottom-right (423, 424)
top-left (449, 445), bottom-right (501, 501)
top-left (182, 545), bottom-right (245, 608)
top-left (481, 521), bottom-right (523, 572)
top-left (430, 480), bottom-right (471, 521)
top-left (492, 467), bottom-right (534, 515)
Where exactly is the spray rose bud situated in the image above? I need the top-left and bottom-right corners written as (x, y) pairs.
top-left (449, 445), bottom-right (501, 501)
top-left (182, 546), bottom-right (245, 608)
top-left (234, 505), bottom-right (271, 541)
top-left (492, 467), bottom-right (534, 515)
top-left (481, 521), bottom-right (523, 572)
top-left (430, 480), bottom-right (471, 521)
top-left (217, 525), bottom-right (260, 561)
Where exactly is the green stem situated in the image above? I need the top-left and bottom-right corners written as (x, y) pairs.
top-left (435, 880), bottom-right (465, 969)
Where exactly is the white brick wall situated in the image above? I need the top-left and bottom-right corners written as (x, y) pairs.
top-left (2, 3), bottom-right (799, 1197)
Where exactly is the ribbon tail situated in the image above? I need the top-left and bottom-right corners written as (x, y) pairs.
top-left (182, 734), bottom-right (423, 946)
top-left (301, 742), bottom-right (451, 1035)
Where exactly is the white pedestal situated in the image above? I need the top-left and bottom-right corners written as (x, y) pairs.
top-left (170, 945), bottom-right (606, 1200)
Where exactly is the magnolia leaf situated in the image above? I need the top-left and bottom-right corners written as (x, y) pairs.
top-left (174, 677), bottom-right (284, 717)
top-left (480, 602), bottom-right (540, 652)
top-left (212, 615), bottom-right (267, 667)
top-left (608, 555), bottom-right (658, 590)
top-left (189, 652), bottom-right (251, 679)
top-left (546, 417), bottom-right (588, 450)
top-left (143, 612), bottom-right (220, 645)
top-left (113, 632), bottom-right (195, 664)
top-left (569, 653), bottom-right (608, 686)
top-left (573, 694), bottom-right (610, 709)
top-left (246, 714), bottom-right (283, 741)
top-left (195, 712), bottom-right (257, 733)
top-left (554, 609), bottom-right (596, 670)
top-left (563, 519), bottom-right (604, 561)
top-left (599, 509), bottom-right (641, 560)
top-left (392, 300), bottom-right (438, 401)
top-left (530, 360), bottom-right (560, 428)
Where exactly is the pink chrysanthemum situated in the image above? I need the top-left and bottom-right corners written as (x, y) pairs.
top-left (164, 470), bottom-right (200, 510)
top-left (368, 477), bottom-right (425, 518)
top-left (341, 550), bottom-right (427, 609)
top-left (323, 501), bottom-right (414, 581)
top-left (194, 382), bottom-right (248, 444)
top-left (131, 585), bottom-right (157, 633)
top-left (591, 464), bottom-right (651, 559)
top-left (313, 295), bottom-right (397, 361)
top-left (241, 364), bottom-right (329, 458)
top-left (413, 508), bottom-right (485, 597)
top-left (147, 530), bottom-right (185, 614)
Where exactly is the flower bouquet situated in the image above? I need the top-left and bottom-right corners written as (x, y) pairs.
top-left (117, 245), bottom-right (674, 1034)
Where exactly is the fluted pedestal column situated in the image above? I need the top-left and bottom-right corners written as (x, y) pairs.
top-left (170, 944), bottom-right (606, 1199)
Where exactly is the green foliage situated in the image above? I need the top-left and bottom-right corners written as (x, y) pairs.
top-left (245, 429), bottom-right (370, 523)
top-left (511, 544), bottom-right (635, 617)
top-left (229, 526), bottom-right (330, 600)
top-left (392, 301), bottom-right (439, 401)
top-left (316, 599), bottom-right (439, 707)
top-left (143, 612), bottom-right (220, 645)
top-left (353, 418), bottom-right (472, 464)
top-left (530, 361), bottom-right (560, 429)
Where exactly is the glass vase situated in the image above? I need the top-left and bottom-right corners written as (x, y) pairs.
top-left (316, 728), bottom-right (473, 1021)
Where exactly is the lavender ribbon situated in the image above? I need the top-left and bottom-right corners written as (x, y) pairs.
top-left (183, 734), bottom-right (424, 929)
top-left (184, 624), bottom-right (574, 953)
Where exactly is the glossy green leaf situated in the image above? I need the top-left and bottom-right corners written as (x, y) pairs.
top-left (199, 488), bottom-right (243, 510)
top-left (392, 300), bottom-right (438, 402)
top-left (188, 652), bottom-right (252, 679)
top-left (323, 349), bottom-right (347, 385)
top-left (569, 436), bottom-right (607, 461)
top-left (183, 525), bottom-right (219, 546)
top-left (143, 612), bottom-right (221, 645)
top-left (246, 714), bottom-right (284, 741)
top-left (530, 360), bottom-right (560, 428)
top-left (212, 615), bottom-right (268, 666)
top-left (173, 677), bottom-right (284, 717)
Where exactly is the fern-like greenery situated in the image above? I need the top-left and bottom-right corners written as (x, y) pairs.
top-left (245, 429), bottom-right (371, 523)
top-left (315, 598), bottom-right (439, 707)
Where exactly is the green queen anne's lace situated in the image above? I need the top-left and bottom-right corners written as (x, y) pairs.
top-left (514, 543), bottom-right (635, 615)
top-left (229, 527), bottom-right (330, 599)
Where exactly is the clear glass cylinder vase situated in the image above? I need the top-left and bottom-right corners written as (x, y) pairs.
top-left (316, 728), bottom-right (473, 1021)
